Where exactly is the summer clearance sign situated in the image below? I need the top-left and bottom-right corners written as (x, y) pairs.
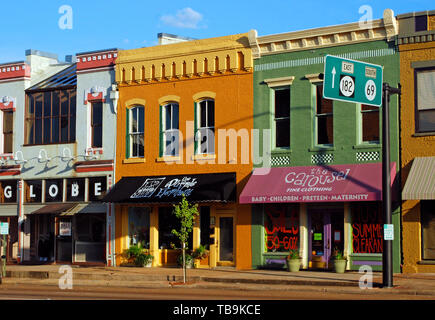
top-left (239, 163), bottom-right (396, 204)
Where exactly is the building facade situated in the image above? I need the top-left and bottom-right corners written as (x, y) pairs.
top-left (105, 33), bottom-right (254, 269)
top-left (398, 10), bottom-right (435, 273)
top-left (243, 9), bottom-right (402, 272)
top-left (0, 48), bottom-right (118, 265)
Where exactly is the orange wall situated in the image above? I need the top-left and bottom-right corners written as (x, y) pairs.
top-left (400, 41), bottom-right (435, 273)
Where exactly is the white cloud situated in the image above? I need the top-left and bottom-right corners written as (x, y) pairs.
top-left (160, 7), bottom-right (204, 29)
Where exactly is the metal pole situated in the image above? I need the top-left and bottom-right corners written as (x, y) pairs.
top-left (382, 83), bottom-right (393, 288)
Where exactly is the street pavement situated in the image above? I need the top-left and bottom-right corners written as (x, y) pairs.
top-left (2, 264), bottom-right (435, 298)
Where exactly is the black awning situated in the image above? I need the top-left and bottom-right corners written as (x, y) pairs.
top-left (102, 172), bottom-right (236, 204)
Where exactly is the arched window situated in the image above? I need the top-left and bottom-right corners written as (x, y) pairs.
top-left (128, 106), bottom-right (144, 158)
top-left (161, 103), bottom-right (179, 156)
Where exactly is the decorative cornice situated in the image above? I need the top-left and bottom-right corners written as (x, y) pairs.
top-left (305, 73), bottom-right (323, 83)
top-left (250, 9), bottom-right (398, 58)
top-left (116, 33), bottom-right (253, 85)
top-left (264, 76), bottom-right (295, 87)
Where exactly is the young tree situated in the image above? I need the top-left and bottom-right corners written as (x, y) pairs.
top-left (172, 194), bottom-right (199, 283)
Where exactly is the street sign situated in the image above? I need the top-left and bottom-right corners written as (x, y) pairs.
top-left (0, 223), bottom-right (8, 235)
top-left (323, 55), bottom-right (383, 107)
top-left (384, 224), bottom-right (394, 241)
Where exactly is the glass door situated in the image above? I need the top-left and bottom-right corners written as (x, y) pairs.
top-left (218, 217), bottom-right (234, 262)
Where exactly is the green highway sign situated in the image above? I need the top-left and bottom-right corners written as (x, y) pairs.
top-left (323, 55), bottom-right (383, 107)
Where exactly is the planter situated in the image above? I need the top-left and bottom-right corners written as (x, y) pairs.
top-left (286, 259), bottom-right (301, 272)
top-left (333, 259), bottom-right (347, 273)
top-left (144, 261), bottom-right (152, 268)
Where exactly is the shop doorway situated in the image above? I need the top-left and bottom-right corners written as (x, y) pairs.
top-left (30, 214), bottom-right (55, 263)
top-left (217, 215), bottom-right (235, 266)
top-left (308, 209), bottom-right (344, 269)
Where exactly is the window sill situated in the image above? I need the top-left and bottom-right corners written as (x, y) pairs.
top-left (156, 156), bottom-right (181, 162)
top-left (122, 158), bottom-right (146, 164)
top-left (352, 143), bottom-right (380, 150)
top-left (308, 146), bottom-right (335, 152)
top-left (23, 142), bottom-right (76, 147)
top-left (417, 260), bottom-right (435, 265)
top-left (192, 154), bottom-right (216, 161)
top-left (271, 148), bottom-right (292, 155)
top-left (413, 132), bottom-right (435, 137)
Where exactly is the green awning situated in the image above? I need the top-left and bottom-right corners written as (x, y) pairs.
top-left (402, 157), bottom-right (435, 200)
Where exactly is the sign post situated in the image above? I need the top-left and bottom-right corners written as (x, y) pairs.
top-left (323, 55), bottom-right (400, 288)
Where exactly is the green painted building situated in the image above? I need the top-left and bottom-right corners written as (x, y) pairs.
top-left (243, 9), bottom-right (401, 272)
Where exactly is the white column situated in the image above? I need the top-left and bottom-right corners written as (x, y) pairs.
top-left (299, 203), bottom-right (308, 269)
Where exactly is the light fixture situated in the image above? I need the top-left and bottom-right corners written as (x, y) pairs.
top-left (38, 149), bottom-right (51, 162)
top-left (61, 147), bottom-right (74, 161)
top-left (14, 151), bottom-right (27, 163)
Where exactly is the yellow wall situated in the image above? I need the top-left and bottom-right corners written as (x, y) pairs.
top-left (400, 41), bottom-right (435, 273)
top-left (114, 33), bottom-right (253, 269)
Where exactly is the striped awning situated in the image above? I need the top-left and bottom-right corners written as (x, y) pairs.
top-left (402, 157), bottom-right (435, 200)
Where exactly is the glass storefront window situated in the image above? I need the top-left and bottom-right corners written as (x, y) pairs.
top-left (421, 200), bottom-right (435, 260)
top-left (128, 207), bottom-right (150, 249)
top-left (159, 206), bottom-right (192, 250)
top-left (352, 202), bottom-right (383, 253)
top-left (264, 204), bottom-right (299, 252)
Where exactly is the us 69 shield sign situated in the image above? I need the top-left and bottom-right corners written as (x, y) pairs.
top-left (323, 55), bottom-right (383, 107)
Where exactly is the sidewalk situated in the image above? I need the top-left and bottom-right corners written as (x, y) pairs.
top-left (2, 264), bottom-right (435, 297)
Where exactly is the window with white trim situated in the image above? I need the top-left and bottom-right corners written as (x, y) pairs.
top-left (2, 110), bottom-right (13, 154)
top-left (273, 87), bottom-right (290, 148)
top-left (91, 102), bottom-right (103, 148)
top-left (315, 85), bottom-right (333, 146)
top-left (196, 99), bottom-right (215, 154)
top-left (161, 103), bottom-right (179, 156)
top-left (415, 68), bottom-right (435, 133)
top-left (128, 106), bottom-right (144, 158)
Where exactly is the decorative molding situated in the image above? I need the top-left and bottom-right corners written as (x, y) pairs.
top-left (0, 96), bottom-right (16, 111)
top-left (77, 50), bottom-right (118, 71)
top-left (125, 98), bottom-right (146, 107)
top-left (158, 95), bottom-right (180, 105)
top-left (84, 86), bottom-right (106, 104)
top-left (192, 91), bottom-right (216, 101)
top-left (250, 9), bottom-right (398, 58)
top-left (305, 73), bottom-right (323, 84)
top-left (0, 62), bottom-right (30, 81)
top-left (264, 76), bottom-right (295, 87)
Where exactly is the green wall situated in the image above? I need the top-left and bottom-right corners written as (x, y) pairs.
top-left (251, 40), bottom-right (401, 273)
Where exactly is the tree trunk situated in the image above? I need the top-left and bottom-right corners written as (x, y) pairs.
top-left (182, 242), bottom-right (186, 283)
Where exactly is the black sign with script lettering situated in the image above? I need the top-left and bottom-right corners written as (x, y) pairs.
top-left (102, 172), bottom-right (236, 204)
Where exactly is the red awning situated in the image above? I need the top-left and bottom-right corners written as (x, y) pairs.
top-left (240, 163), bottom-right (396, 204)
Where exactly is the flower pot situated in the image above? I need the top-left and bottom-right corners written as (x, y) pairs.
top-left (144, 261), bottom-right (152, 268)
top-left (287, 259), bottom-right (301, 272)
top-left (333, 259), bottom-right (347, 273)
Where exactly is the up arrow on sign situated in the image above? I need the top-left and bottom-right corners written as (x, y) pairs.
top-left (323, 55), bottom-right (383, 107)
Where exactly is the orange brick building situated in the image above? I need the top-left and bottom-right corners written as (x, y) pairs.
top-left (106, 33), bottom-right (254, 269)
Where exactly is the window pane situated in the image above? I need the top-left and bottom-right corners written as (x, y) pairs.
top-left (128, 207), bottom-right (151, 248)
top-left (200, 207), bottom-right (211, 246)
top-left (264, 204), bottom-right (299, 252)
top-left (3, 133), bottom-right (12, 154)
top-left (275, 88), bottom-right (290, 119)
top-left (362, 111), bottom-right (379, 142)
top-left (131, 108), bottom-right (138, 133)
top-left (317, 86), bottom-right (333, 114)
top-left (275, 119), bottom-right (290, 148)
top-left (164, 105), bottom-right (172, 130)
top-left (26, 119), bottom-right (34, 145)
top-left (27, 94), bottom-right (34, 117)
top-left (51, 118), bottom-right (59, 143)
top-left (207, 100), bottom-right (214, 127)
top-left (317, 115), bottom-right (333, 145)
top-left (3, 111), bottom-right (13, 134)
top-left (417, 69), bottom-right (435, 110)
top-left (422, 201), bottom-right (435, 260)
top-left (60, 91), bottom-right (69, 115)
top-left (164, 131), bottom-right (179, 156)
top-left (52, 91), bottom-right (60, 117)
top-left (92, 102), bottom-right (102, 126)
top-left (200, 101), bottom-right (207, 128)
top-left (35, 118), bottom-right (42, 144)
top-left (43, 92), bottom-right (51, 117)
top-left (172, 104), bottom-right (179, 130)
top-left (138, 107), bottom-right (144, 133)
top-left (43, 118), bottom-right (51, 143)
top-left (69, 114), bottom-right (76, 141)
top-left (418, 110), bottom-right (435, 132)
top-left (35, 93), bottom-right (43, 117)
top-left (92, 125), bottom-right (102, 148)
top-left (352, 203), bottom-right (383, 253)
top-left (61, 116), bottom-right (68, 142)
top-left (415, 15), bottom-right (428, 32)
top-left (207, 128), bottom-right (215, 154)
top-left (138, 134), bottom-right (144, 157)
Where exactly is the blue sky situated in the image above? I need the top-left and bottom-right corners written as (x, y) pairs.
top-left (0, 0), bottom-right (433, 63)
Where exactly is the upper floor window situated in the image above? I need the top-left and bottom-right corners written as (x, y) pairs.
top-left (415, 15), bottom-right (428, 32)
top-left (2, 110), bottom-right (13, 154)
top-left (196, 99), bottom-right (215, 154)
top-left (361, 104), bottom-right (379, 143)
top-left (91, 102), bottom-right (103, 148)
top-left (128, 106), bottom-right (144, 158)
top-left (161, 103), bottom-right (179, 157)
top-left (273, 88), bottom-right (290, 148)
top-left (415, 68), bottom-right (435, 133)
top-left (315, 85), bottom-right (333, 145)
top-left (25, 90), bottom-right (76, 145)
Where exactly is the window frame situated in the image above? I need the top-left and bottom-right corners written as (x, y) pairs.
top-left (128, 105), bottom-right (145, 158)
top-left (161, 102), bottom-right (179, 157)
top-left (195, 99), bottom-right (215, 155)
top-left (360, 104), bottom-right (380, 144)
top-left (1, 110), bottom-right (14, 154)
top-left (25, 88), bottom-right (76, 145)
top-left (272, 86), bottom-right (291, 149)
top-left (315, 84), bottom-right (334, 147)
top-left (90, 101), bottom-right (103, 148)
top-left (421, 200), bottom-right (435, 260)
top-left (414, 67), bottom-right (435, 134)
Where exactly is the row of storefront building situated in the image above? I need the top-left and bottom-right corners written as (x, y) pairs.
top-left (0, 9), bottom-right (433, 273)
